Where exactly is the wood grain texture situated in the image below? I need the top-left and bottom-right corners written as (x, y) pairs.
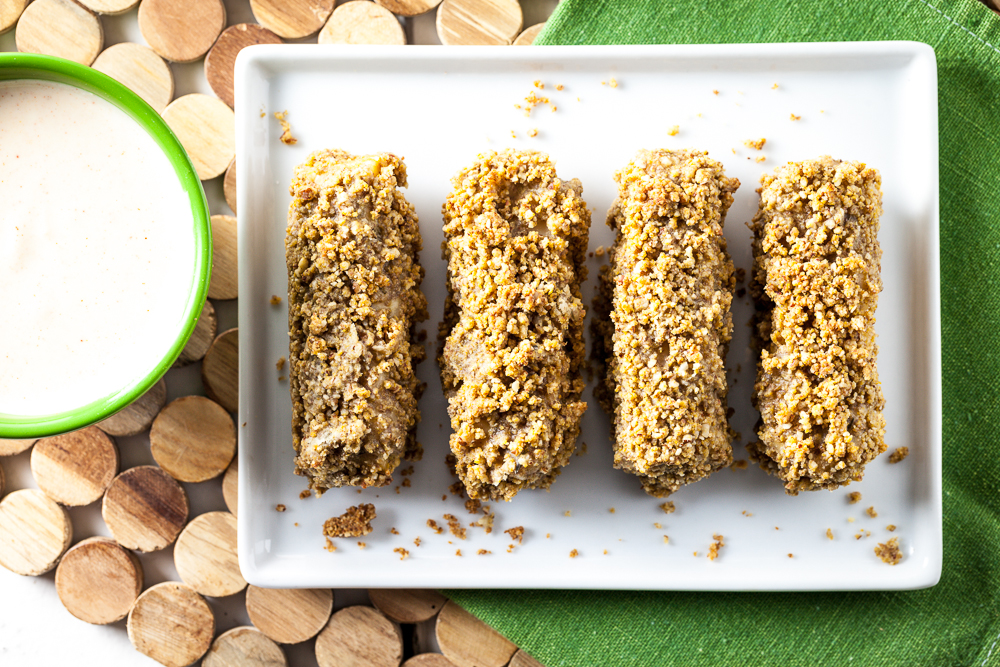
top-left (31, 426), bottom-right (119, 506)
top-left (203, 328), bottom-right (239, 413)
top-left (403, 654), bottom-right (459, 667)
top-left (138, 0), bottom-right (226, 62)
top-left (92, 42), bottom-right (174, 113)
top-left (374, 0), bottom-right (441, 17)
top-left (0, 460), bottom-right (4, 497)
top-left (224, 160), bottom-right (238, 214)
top-left (208, 215), bottom-right (238, 300)
top-left (249, 0), bottom-right (334, 39)
top-left (435, 0), bottom-right (521, 46)
top-left (509, 650), bottom-right (546, 667)
top-left (174, 299), bottom-right (218, 367)
top-left (318, 1), bottom-right (406, 45)
top-left (98, 377), bottom-right (167, 437)
top-left (0, 438), bottom-right (35, 457)
top-left (55, 536), bottom-right (143, 624)
top-left (174, 511), bottom-right (246, 597)
top-left (222, 457), bottom-right (238, 516)
top-left (246, 586), bottom-right (333, 644)
top-left (162, 94), bottom-right (236, 180)
top-left (15, 0), bottom-right (103, 65)
top-left (369, 589), bottom-right (448, 624)
top-left (0, 489), bottom-right (72, 576)
top-left (315, 606), bottom-right (403, 667)
top-left (206, 23), bottom-right (283, 108)
top-left (150, 396), bottom-right (236, 482)
top-left (436, 601), bottom-right (516, 667)
top-left (77, 0), bottom-right (140, 15)
top-left (0, 0), bottom-right (29, 34)
top-left (102, 465), bottom-right (189, 552)
top-left (203, 627), bottom-right (288, 667)
top-left (128, 581), bottom-right (215, 667)
top-left (512, 22), bottom-right (544, 45)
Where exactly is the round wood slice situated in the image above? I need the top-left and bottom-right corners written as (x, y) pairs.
top-left (246, 586), bottom-right (334, 644)
top-left (0, 489), bottom-right (72, 576)
top-left (174, 511), bottom-right (246, 597)
top-left (98, 378), bottom-right (167, 437)
top-left (204, 627), bottom-right (288, 667)
top-left (16, 0), bottom-right (103, 65)
top-left (103, 465), bottom-right (189, 552)
top-left (249, 0), bottom-right (334, 39)
top-left (435, 0), bottom-right (521, 46)
top-left (316, 606), bottom-right (402, 667)
top-left (318, 2), bottom-right (406, 45)
top-left (0, 0), bottom-right (29, 35)
top-left (92, 43), bottom-right (174, 113)
top-left (206, 24), bottom-right (283, 108)
top-left (150, 396), bottom-right (236, 482)
top-left (513, 23), bottom-right (544, 46)
top-left (208, 215), bottom-right (238, 300)
top-left (202, 328), bottom-right (239, 413)
top-left (77, 0), bottom-right (139, 15)
top-left (174, 299), bottom-right (218, 367)
top-left (436, 601), bottom-right (516, 667)
top-left (138, 0), bottom-right (226, 63)
top-left (128, 582), bottom-right (215, 667)
top-left (374, 0), bottom-right (441, 17)
top-left (369, 589), bottom-right (448, 624)
top-left (31, 426), bottom-right (119, 506)
top-left (224, 160), bottom-right (238, 214)
top-left (162, 94), bottom-right (236, 180)
top-left (403, 655), bottom-right (458, 667)
top-left (55, 536), bottom-right (143, 624)
top-left (509, 650), bottom-right (545, 667)
top-left (0, 438), bottom-right (35, 457)
top-left (222, 457), bottom-right (238, 517)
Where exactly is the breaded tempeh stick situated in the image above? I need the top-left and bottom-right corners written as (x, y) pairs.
top-left (440, 150), bottom-right (589, 501)
top-left (748, 156), bottom-right (885, 494)
top-left (595, 149), bottom-right (738, 497)
top-left (286, 150), bottom-right (427, 493)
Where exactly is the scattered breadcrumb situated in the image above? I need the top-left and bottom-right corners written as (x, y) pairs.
top-left (889, 447), bottom-right (910, 464)
top-left (533, 80), bottom-right (544, 89)
top-left (713, 90), bottom-right (719, 95)
top-left (826, 528), bottom-right (834, 540)
top-left (866, 506), bottom-right (878, 518)
top-left (465, 498), bottom-right (482, 514)
top-left (564, 511), bottom-right (571, 517)
top-left (659, 501), bottom-right (676, 514)
top-left (546, 533), bottom-right (551, 539)
top-left (744, 137), bottom-right (766, 150)
top-left (324, 538), bottom-right (336, 552)
top-left (471, 510), bottom-right (495, 534)
top-left (551, 106), bottom-right (557, 112)
top-left (772, 83), bottom-right (779, 89)
top-left (358, 542), bottom-right (366, 549)
top-left (848, 517), bottom-right (856, 523)
top-left (294, 522), bottom-right (299, 527)
top-left (278, 376), bottom-right (286, 382)
top-left (653, 523), bottom-right (663, 529)
top-left (414, 537), bottom-right (422, 546)
top-left (477, 549), bottom-right (491, 555)
top-left (693, 552), bottom-right (699, 557)
top-left (577, 442), bottom-right (588, 456)
top-left (886, 524), bottom-right (897, 532)
top-left (755, 156), bottom-right (766, 163)
top-left (556, 84), bottom-right (564, 91)
top-left (507, 544), bottom-right (515, 553)
top-left (390, 527), bottom-right (399, 535)
top-left (323, 504), bottom-right (375, 538)
top-left (594, 245), bottom-right (606, 257)
top-left (731, 459), bottom-right (748, 470)
top-left (775, 526), bottom-right (780, 530)
top-left (444, 514), bottom-right (467, 539)
top-left (790, 113), bottom-right (801, 121)
top-left (662, 536), bottom-right (669, 544)
top-left (401, 479), bottom-right (411, 488)
top-left (505, 526), bottom-right (525, 544)
top-left (521, 90), bottom-right (549, 116)
top-left (527, 128), bottom-right (538, 138)
top-left (855, 530), bottom-right (872, 540)
top-left (741, 510), bottom-right (753, 517)
top-left (604, 549), bottom-right (609, 554)
top-left (400, 465), bottom-right (415, 476)
top-left (735, 268), bottom-right (746, 283)
top-left (448, 482), bottom-right (465, 498)
top-left (668, 125), bottom-right (679, 136)
top-left (394, 547), bottom-right (409, 560)
top-left (441, 495), bottom-right (447, 501)
top-left (569, 549), bottom-right (579, 558)
top-left (875, 537), bottom-right (902, 565)
top-left (848, 492), bottom-right (863, 504)
top-left (274, 111), bottom-right (296, 145)
top-left (260, 110), bottom-right (266, 118)
top-left (299, 489), bottom-right (310, 499)
top-left (395, 486), bottom-right (400, 494)
top-left (609, 507), bottom-right (616, 514)
top-left (270, 295), bottom-right (282, 305)
top-left (276, 504), bottom-right (286, 512)
top-left (510, 130), bottom-right (516, 139)
top-left (455, 549), bottom-right (462, 557)
top-left (787, 553), bottom-right (793, 558)
top-left (276, 357), bottom-right (287, 372)
top-left (707, 534), bottom-right (724, 561)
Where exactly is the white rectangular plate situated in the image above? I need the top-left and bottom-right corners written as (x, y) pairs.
top-left (236, 42), bottom-right (941, 590)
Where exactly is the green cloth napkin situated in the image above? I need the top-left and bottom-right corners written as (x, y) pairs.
top-left (446, 1), bottom-right (1000, 665)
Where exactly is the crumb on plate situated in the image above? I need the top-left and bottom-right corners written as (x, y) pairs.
top-left (323, 504), bottom-right (375, 538)
top-left (875, 537), bottom-right (902, 565)
top-left (889, 447), bottom-right (909, 464)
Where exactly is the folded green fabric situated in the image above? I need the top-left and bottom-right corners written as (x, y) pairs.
top-left (446, 1), bottom-right (1000, 665)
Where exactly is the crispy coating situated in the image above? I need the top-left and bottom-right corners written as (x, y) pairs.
top-left (322, 503), bottom-right (376, 538)
top-left (440, 150), bottom-right (589, 501)
top-left (748, 156), bottom-right (885, 494)
top-left (287, 150), bottom-right (427, 493)
top-left (594, 149), bottom-right (738, 497)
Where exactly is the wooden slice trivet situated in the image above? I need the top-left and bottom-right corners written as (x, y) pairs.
top-left (162, 94), bottom-right (236, 181)
top-left (222, 457), bottom-right (239, 516)
top-left (403, 655), bottom-right (458, 667)
top-left (55, 536), bottom-right (143, 624)
top-left (0, 489), bottom-right (72, 576)
top-left (203, 328), bottom-right (239, 413)
top-left (208, 215), bottom-right (238, 300)
top-left (31, 426), bottom-right (119, 506)
top-left (224, 160), bottom-right (238, 214)
top-left (150, 396), bottom-right (236, 482)
top-left (250, 0), bottom-right (334, 39)
top-left (513, 23), bottom-right (544, 46)
top-left (206, 24), bottom-right (283, 108)
top-left (0, 438), bottom-right (35, 457)
top-left (246, 586), bottom-right (334, 644)
top-left (15, 0), bottom-right (103, 65)
top-left (102, 465), bottom-right (189, 552)
top-left (0, 0), bottom-right (29, 34)
top-left (318, 2), bottom-right (406, 45)
top-left (138, 0), bottom-right (226, 63)
top-left (509, 650), bottom-right (545, 667)
top-left (435, 0), bottom-right (521, 46)
top-left (375, 0), bottom-right (441, 17)
top-left (369, 589), bottom-right (448, 624)
top-left (92, 43), bottom-right (174, 113)
top-left (98, 378), bottom-right (167, 437)
top-left (436, 601), bottom-right (516, 667)
top-left (174, 299), bottom-right (218, 367)
top-left (77, 0), bottom-right (139, 15)
top-left (204, 627), bottom-right (288, 667)
top-left (174, 511), bottom-right (246, 597)
top-left (316, 606), bottom-right (402, 667)
top-left (128, 582), bottom-right (215, 667)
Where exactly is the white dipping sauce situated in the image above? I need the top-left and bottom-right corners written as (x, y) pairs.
top-left (0, 80), bottom-right (196, 416)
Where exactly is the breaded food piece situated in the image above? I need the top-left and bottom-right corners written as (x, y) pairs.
top-left (748, 156), bottom-right (885, 494)
top-left (322, 504), bottom-right (375, 538)
top-left (287, 150), bottom-right (427, 493)
top-left (594, 149), bottom-right (738, 497)
top-left (440, 149), bottom-right (590, 501)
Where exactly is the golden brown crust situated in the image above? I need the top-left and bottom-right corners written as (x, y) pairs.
top-left (748, 156), bottom-right (885, 494)
top-left (322, 504), bottom-right (375, 538)
top-left (286, 150), bottom-right (427, 493)
top-left (440, 149), bottom-right (589, 501)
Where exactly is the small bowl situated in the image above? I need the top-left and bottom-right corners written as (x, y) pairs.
top-left (0, 53), bottom-right (211, 439)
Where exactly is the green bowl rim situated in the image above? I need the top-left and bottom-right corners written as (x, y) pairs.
top-left (0, 52), bottom-right (212, 439)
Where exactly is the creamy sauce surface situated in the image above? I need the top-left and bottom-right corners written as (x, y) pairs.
top-left (0, 80), bottom-right (196, 416)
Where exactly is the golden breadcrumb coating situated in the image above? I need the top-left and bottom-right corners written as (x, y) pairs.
top-left (287, 150), bottom-right (427, 493)
top-left (440, 149), bottom-right (590, 501)
top-left (748, 156), bottom-right (885, 494)
top-left (322, 503), bottom-right (376, 538)
top-left (594, 149), bottom-right (738, 497)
